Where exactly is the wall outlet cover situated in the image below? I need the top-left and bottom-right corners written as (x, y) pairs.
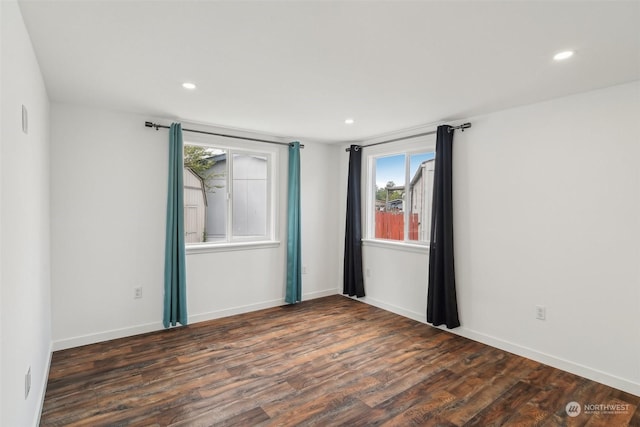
top-left (25, 366), bottom-right (31, 399)
top-left (22, 105), bottom-right (29, 134)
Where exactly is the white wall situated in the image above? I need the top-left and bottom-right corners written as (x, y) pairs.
top-left (356, 81), bottom-right (640, 396)
top-left (50, 105), bottom-right (167, 348)
top-left (1, 1), bottom-right (52, 426)
top-left (357, 134), bottom-right (437, 319)
top-left (1, 1), bottom-right (4, 421)
top-left (299, 140), bottom-right (341, 299)
top-left (50, 103), bottom-right (340, 349)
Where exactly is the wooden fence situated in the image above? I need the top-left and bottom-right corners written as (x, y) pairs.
top-left (375, 212), bottom-right (420, 241)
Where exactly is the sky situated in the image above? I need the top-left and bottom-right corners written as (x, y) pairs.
top-left (375, 152), bottom-right (434, 189)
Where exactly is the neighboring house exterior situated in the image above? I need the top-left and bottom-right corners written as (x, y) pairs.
top-left (183, 167), bottom-right (207, 243)
top-left (379, 185), bottom-right (405, 211)
top-left (409, 159), bottom-right (435, 242)
top-left (195, 153), bottom-right (268, 242)
top-left (387, 198), bottom-right (404, 211)
top-left (204, 154), bottom-right (228, 242)
top-left (227, 154), bottom-right (268, 238)
top-left (375, 160), bottom-right (434, 242)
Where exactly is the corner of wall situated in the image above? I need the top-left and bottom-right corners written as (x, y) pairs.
top-left (1, 1), bottom-right (53, 425)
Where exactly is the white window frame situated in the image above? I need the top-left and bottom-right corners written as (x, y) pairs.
top-left (183, 138), bottom-right (279, 254)
top-left (363, 134), bottom-right (436, 252)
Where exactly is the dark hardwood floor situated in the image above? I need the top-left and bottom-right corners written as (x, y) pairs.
top-left (41, 295), bottom-right (639, 426)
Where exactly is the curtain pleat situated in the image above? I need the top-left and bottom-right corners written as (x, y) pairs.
top-left (343, 145), bottom-right (365, 297)
top-left (163, 123), bottom-right (188, 328)
top-left (427, 125), bottom-right (460, 328)
top-left (285, 142), bottom-right (302, 304)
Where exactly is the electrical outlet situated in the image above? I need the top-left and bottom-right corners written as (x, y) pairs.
top-left (366, 268), bottom-right (371, 278)
top-left (22, 105), bottom-right (28, 134)
top-left (536, 305), bottom-right (546, 320)
top-left (134, 287), bottom-right (143, 299)
top-left (25, 366), bottom-right (31, 400)
top-left (302, 265), bottom-right (308, 275)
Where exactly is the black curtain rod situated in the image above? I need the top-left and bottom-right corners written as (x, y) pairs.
top-left (145, 122), bottom-right (304, 149)
top-left (345, 122), bottom-right (471, 152)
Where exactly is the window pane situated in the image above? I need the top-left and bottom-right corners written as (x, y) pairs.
top-left (232, 153), bottom-right (268, 238)
top-left (184, 145), bottom-right (227, 243)
top-left (205, 150), bottom-right (228, 242)
top-left (408, 153), bottom-right (435, 242)
top-left (374, 154), bottom-right (405, 241)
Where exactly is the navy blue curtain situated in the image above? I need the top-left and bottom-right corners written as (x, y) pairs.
top-left (427, 125), bottom-right (460, 328)
top-left (285, 142), bottom-right (302, 304)
top-left (163, 123), bottom-right (188, 328)
top-left (343, 145), bottom-right (365, 297)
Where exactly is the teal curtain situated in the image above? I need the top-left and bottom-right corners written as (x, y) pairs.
top-left (285, 142), bottom-right (302, 304)
top-left (163, 123), bottom-right (188, 327)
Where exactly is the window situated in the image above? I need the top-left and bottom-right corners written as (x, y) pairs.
top-left (183, 143), bottom-right (274, 246)
top-left (368, 145), bottom-right (435, 245)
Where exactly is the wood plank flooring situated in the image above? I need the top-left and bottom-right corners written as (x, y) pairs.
top-left (41, 295), bottom-right (640, 426)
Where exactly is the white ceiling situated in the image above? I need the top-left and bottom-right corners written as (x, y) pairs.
top-left (18, 1), bottom-right (640, 143)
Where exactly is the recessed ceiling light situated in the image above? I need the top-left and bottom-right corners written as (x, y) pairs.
top-left (182, 82), bottom-right (196, 90)
top-left (345, 118), bottom-right (355, 125)
top-left (553, 51), bottom-right (574, 61)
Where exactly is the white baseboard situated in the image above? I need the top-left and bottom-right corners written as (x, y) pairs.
top-left (303, 288), bottom-right (339, 300)
top-left (356, 296), bottom-right (640, 397)
top-left (188, 298), bottom-right (285, 324)
top-left (34, 341), bottom-right (54, 427)
top-left (356, 295), bottom-right (427, 324)
top-left (450, 326), bottom-right (640, 397)
top-left (53, 289), bottom-right (339, 351)
top-left (190, 289), bottom-right (338, 324)
top-left (52, 322), bottom-right (162, 351)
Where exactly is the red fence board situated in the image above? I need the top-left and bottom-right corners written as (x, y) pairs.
top-left (375, 212), bottom-right (419, 241)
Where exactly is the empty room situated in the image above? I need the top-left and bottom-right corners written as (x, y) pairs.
top-left (1, 0), bottom-right (639, 426)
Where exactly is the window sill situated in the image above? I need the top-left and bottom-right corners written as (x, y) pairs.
top-left (186, 240), bottom-right (280, 254)
top-left (362, 239), bottom-right (429, 254)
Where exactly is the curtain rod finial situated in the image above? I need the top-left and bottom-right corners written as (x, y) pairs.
top-left (448, 122), bottom-right (472, 133)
